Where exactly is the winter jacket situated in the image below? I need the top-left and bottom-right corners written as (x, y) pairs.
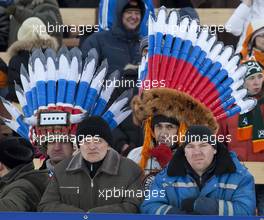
top-left (0, 162), bottom-right (49, 211)
top-left (217, 92), bottom-right (264, 161)
top-left (38, 148), bottom-right (143, 213)
top-left (0, 6), bottom-right (9, 51)
top-left (80, 0), bottom-right (143, 75)
top-left (6, 37), bottom-right (58, 102)
top-left (140, 144), bottom-right (256, 216)
top-left (98, 0), bottom-right (154, 37)
top-left (8, 0), bottom-right (63, 46)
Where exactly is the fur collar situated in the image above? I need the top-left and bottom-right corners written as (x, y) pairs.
top-left (8, 37), bottom-right (59, 57)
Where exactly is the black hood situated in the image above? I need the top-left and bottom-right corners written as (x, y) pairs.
top-left (112, 0), bottom-right (145, 39)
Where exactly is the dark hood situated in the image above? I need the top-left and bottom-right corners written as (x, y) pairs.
top-left (112, 0), bottom-right (145, 40)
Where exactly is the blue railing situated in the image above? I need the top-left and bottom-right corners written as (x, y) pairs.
top-left (0, 213), bottom-right (263, 220)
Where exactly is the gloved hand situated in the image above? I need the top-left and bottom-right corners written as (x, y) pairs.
top-left (31, 0), bottom-right (44, 7)
top-left (181, 197), bottom-right (197, 213)
top-left (5, 5), bottom-right (16, 15)
top-left (149, 144), bottom-right (173, 168)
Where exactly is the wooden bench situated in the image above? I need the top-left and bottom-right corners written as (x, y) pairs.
top-left (243, 162), bottom-right (264, 185)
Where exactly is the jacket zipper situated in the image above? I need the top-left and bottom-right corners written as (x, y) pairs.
top-left (60, 186), bottom-right (80, 194)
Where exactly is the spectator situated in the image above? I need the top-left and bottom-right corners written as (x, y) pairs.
top-left (38, 116), bottom-right (143, 213)
top-left (141, 125), bottom-right (256, 216)
top-left (0, 137), bottom-right (49, 211)
top-left (218, 58), bottom-right (264, 215)
top-left (6, 17), bottom-right (59, 102)
top-left (239, 18), bottom-right (264, 67)
top-left (98, 0), bottom-right (154, 37)
top-left (38, 140), bottom-right (75, 177)
top-left (111, 65), bottom-right (144, 157)
top-left (5, 0), bottom-right (63, 47)
top-left (225, 0), bottom-right (264, 53)
top-left (80, 0), bottom-right (144, 75)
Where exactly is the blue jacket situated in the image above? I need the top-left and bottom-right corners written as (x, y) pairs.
top-left (140, 145), bottom-right (256, 216)
top-left (80, 0), bottom-right (144, 75)
top-left (98, 0), bottom-right (154, 37)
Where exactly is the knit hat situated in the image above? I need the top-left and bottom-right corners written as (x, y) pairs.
top-left (0, 137), bottom-right (34, 169)
top-left (17, 17), bottom-right (52, 42)
top-left (152, 115), bottom-right (180, 129)
top-left (140, 36), bottom-right (148, 55)
top-left (182, 125), bottom-right (217, 148)
top-left (76, 116), bottom-right (113, 147)
top-left (123, 0), bottom-right (141, 12)
top-left (243, 59), bottom-right (263, 79)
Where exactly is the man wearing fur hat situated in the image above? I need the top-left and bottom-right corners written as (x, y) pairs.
top-left (218, 58), bottom-right (264, 215)
top-left (127, 115), bottom-right (179, 188)
top-left (0, 137), bottom-right (48, 211)
top-left (38, 116), bottom-right (143, 213)
top-left (141, 125), bottom-right (256, 216)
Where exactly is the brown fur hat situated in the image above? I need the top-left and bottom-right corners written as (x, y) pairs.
top-left (131, 88), bottom-right (218, 133)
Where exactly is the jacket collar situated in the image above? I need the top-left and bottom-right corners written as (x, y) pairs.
top-left (66, 148), bottom-right (120, 176)
top-left (0, 162), bottom-right (34, 184)
top-left (167, 142), bottom-right (236, 177)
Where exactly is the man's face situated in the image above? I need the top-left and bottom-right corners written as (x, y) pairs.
top-left (184, 142), bottom-right (216, 176)
top-left (255, 35), bottom-right (264, 52)
top-left (46, 142), bottom-right (73, 164)
top-left (79, 137), bottom-right (108, 163)
top-left (244, 72), bottom-right (264, 95)
top-left (154, 122), bottom-right (178, 147)
top-left (122, 9), bottom-right (141, 31)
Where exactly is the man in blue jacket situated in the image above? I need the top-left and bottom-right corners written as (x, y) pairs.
top-left (141, 125), bottom-right (256, 216)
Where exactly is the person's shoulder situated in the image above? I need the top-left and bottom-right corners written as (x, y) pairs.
top-left (120, 153), bottom-right (142, 175)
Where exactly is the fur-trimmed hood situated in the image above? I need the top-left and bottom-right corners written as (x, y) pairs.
top-left (7, 36), bottom-right (59, 57)
top-left (131, 88), bottom-right (218, 133)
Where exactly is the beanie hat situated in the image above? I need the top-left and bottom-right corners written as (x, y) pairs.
top-left (182, 125), bottom-right (217, 148)
top-left (76, 116), bottom-right (113, 147)
top-left (140, 36), bottom-right (148, 55)
top-left (123, 0), bottom-right (141, 12)
top-left (17, 17), bottom-right (52, 42)
top-left (243, 59), bottom-right (263, 79)
top-left (152, 115), bottom-right (180, 129)
top-left (0, 137), bottom-right (34, 169)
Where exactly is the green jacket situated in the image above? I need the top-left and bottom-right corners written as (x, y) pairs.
top-left (0, 162), bottom-right (49, 211)
top-left (38, 148), bottom-right (143, 213)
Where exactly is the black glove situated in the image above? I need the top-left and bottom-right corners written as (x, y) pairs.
top-left (5, 5), bottom-right (16, 15)
top-left (181, 197), bottom-right (197, 213)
